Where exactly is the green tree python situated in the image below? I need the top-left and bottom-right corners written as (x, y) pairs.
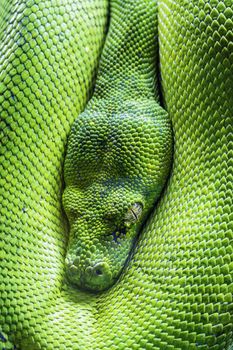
top-left (62, 0), bottom-right (172, 292)
top-left (0, 0), bottom-right (232, 349)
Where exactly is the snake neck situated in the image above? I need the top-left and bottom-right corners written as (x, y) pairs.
top-left (93, 0), bottom-right (159, 101)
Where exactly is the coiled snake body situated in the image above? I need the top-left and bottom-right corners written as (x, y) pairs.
top-left (0, 0), bottom-right (232, 349)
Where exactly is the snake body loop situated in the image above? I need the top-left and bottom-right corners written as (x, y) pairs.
top-left (0, 0), bottom-right (232, 349)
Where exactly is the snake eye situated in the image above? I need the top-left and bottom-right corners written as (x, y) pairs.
top-left (124, 202), bottom-right (143, 225)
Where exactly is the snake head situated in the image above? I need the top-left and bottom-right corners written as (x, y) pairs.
top-left (63, 184), bottom-right (146, 292)
top-left (62, 101), bottom-right (172, 292)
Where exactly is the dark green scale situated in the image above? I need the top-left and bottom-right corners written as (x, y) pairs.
top-left (62, 0), bottom-right (172, 292)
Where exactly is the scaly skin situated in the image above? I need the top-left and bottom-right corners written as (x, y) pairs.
top-left (0, 0), bottom-right (233, 350)
top-left (62, 0), bottom-right (172, 292)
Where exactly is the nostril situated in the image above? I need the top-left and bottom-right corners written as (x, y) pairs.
top-left (92, 263), bottom-right (108, 277)
top-left (83, 262), bottom-right (112, 290)
top-left (95, 268), bottom-right (103, 276)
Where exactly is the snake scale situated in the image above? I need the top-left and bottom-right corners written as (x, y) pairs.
top-left (62, 0), bottom-right (172, 292)
top-left (0, 0), bottom-right (233, 349)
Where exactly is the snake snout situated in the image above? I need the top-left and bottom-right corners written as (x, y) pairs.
top-left (65, 256), bottom-right (113, 292)
top-left (83, 262), bottom-right (113, 292)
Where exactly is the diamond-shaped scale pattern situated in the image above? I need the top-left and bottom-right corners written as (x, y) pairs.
top-left (0, 0), bottom-right (108, 348)
top-left (95, 1), bottom-right (233, 349)
top-left (1, 0), bottom-right (232, 349)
